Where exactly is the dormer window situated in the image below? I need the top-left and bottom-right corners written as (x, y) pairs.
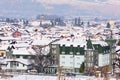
top-left (62, 52), bottom-right (65, 54)
top-left (76, 52), bottom-right (80, 55)
top-left (67, 39), bottom-right (70, 41)
top-left (70, 52), bottom-right (73, 54)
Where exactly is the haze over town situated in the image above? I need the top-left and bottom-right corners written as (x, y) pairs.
top-left (0, 0), bottom-right (120, 19)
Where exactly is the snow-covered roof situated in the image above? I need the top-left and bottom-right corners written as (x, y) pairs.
top-left (53, 38), bottom-right (86, 47)
top-left (12, 43), bottom-right (31, 48)
top-left (12, 48), bottom-right (36, 55)
top-left (41, 20), bottom-right (51, 25)
top-left (0, 45), bottom-right (9, 50)
top-left (92, 41), bottom-right (108, 46)
top-left (0, 59), bottom-right (7, 65)
top-left (0, 36), bottom-right (20, 41)
top-left (32, 38), bottom-right (52, 45)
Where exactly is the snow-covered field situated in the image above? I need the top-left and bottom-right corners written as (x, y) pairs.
top-left (0, 75), bottom-right (116, 80)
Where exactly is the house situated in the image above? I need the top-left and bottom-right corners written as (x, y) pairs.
top-left (51, 37), bottom-right (112, 75)
top-left (0, 50), bottom-right (6, 58)
top-left (51, 38), bottom-right (86, 73)
top-left (4, 58), bottom-right (34, 72)
top-left (12, 31), bottom-right (22, 38)
top-left (3, 47), bottom-right (36, 72)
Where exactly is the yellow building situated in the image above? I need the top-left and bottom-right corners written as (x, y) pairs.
top-left (0, 50), bottom-right (6, 57)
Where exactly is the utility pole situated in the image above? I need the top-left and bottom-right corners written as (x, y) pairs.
top-left (58, 66), bottom-right (64, 80)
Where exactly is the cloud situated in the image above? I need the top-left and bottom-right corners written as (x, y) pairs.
top-left (33, 0), bottom-right (96, 8)
top-left (2, 0), bottom-right (118, 18)
top-left (32, 0), bottom-right (119, 10)
top-left (42, 4), bottom-right (54, 10)
top-left (33, 0), bottom-right (72, 5)
top-left (32, 0), bottom-right (120, 17)
top-left (106, 0), bottom-right (120, 5)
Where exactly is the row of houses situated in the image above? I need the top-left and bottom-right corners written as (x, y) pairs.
top-left (0, 36), bottom-right (115, 74)
top-left (0, 19), bottom-right (119, 75)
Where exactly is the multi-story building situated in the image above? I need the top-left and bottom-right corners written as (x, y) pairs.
top-left (51, 38), bottom-right (86, 73)
top-left (51, 38), bottom-right (111, 74)
top-left (84, 39), bottom-right (111, 75)
top-left (59, 44), bottom-right (85, 73)
top-left (4, 46), bottom-right (35, 72)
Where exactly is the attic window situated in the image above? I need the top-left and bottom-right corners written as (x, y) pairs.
top-left (63, 44), bottom-right (65, 46)
top-left (62, 52), bottom-right (65, 54)
top-left (76, 52), bottom-right (80, 55)
top-left (67, 39), bottom-right (70, 41)
top-left (70, 52), bottom-right (73, 54)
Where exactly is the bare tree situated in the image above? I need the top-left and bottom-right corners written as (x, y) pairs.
top-left (32, 44), bottom-right (54, 73)
top-left (113, 39), bottom-right (120, 80)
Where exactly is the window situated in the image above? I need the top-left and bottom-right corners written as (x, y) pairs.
top-left (12, 62), bottom-right (19, 67)
top-left (23, 55), bottom-right (28, 59)
top-left (91, 58), bottom-right (93, 62)
top-left (53, 50), bottom-right (56, 54)
top-left (17, 63), bottom-right (19, 66)
top-left (70, 52), bottom-right (73, 54)
top-left (52, 45), bottom-right (56, 48)
top-left (70, 56), bottom-right (73, 58)
top-left (91, 52), bottom-right (93, 56)
top-left (76, 52), bottom-right (80, 55)
top-left (62, 62), bottom-right (65, 64)
top-left (62, 52), bottom-right (65, 54)
top-left (70, 62), bottom-right (73, 64)
top-left (62, 56), bottom-right (65, 58)
top-left (16, 55), bottom-right (20, 58)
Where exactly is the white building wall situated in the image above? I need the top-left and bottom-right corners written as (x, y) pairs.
top-left (60, 55), bottom-right (73, 68)
top-left (16, 63), bottom-right (27, 70)
top-left (60, 55), bottom-right (84, 68)
top-left (98, 54), bottom-right (110, 67)
top-left (5, 62), bottom-right (27, 70)
top-left (74, 55), bottom-right (84, 68)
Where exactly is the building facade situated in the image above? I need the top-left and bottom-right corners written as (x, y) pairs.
top-left (84, 39), bottom-right (111, 75)
top-left (59, 44), bottom-right (85, 73)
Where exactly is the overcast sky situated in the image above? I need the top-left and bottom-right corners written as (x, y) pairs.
top-left (0, 0), bottom-right (120, 19)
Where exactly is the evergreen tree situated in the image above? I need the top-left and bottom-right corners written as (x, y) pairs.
top-left (7, 46), bottom-right (12, 51)
top-left (78, 17), bottom-right (81, 26)
top-left (86, 38), bottom-right (93, 49)
top-left (79, 62), bottom-right (85, 73)
top-left (51, 20), bottom-right (54, 27)
top-left (106, 22), bottom-right (111, 28)
top-left (87, 22), bottom-right (90, 27)
top-left (74, 18), bottom-right (77, 26)
top-left (81, 21), bottom-right (84, 26)
top-left (23, 20), bottom-right (28, 26)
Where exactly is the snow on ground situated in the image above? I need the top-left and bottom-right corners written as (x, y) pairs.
top-left (0, 75), bottom-right (116, 80)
